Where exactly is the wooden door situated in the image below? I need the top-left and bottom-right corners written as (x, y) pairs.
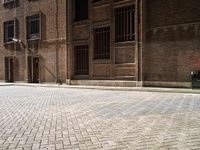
top-left (5, 57), bottom-right (14, 82)
top-left (33, 57), bottom-right (39, 83)
top-left (28, 56), bottom-right (39, 83)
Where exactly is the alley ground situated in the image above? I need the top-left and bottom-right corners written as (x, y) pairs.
top-left (0, 86), bottom-right (200, 150)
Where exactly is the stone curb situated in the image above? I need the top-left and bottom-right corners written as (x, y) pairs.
top-left (0, 83), bottom-right (200, 94)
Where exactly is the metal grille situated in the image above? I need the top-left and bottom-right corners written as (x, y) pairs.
top-left (74, 45), bottom-right (89, 75)
top-left (94, 27), bottom-right (110, 59)
top-left (115, 5), bottom-right (135, 42)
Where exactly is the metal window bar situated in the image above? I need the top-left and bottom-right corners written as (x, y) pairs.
top-left (94, 27), bottom-right (110, 59)
top-left (115, 6), bottom-right (135, 42)
top-left (74, 45), bottom-right (89, 75)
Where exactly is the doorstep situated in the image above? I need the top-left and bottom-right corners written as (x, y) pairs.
top-left (69, 79), bottom-right (137, 87)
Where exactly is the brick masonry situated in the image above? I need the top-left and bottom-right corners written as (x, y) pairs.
top-left (0, 0), bottom-right (67, 83)
top-left (0, 0), bottom-right (200, 87)
top-left (144, 0), bottom-right (200, 83)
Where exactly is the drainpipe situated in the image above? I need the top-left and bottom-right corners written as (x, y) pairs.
top-left (136, 0), bottom-right (145, 87)
top-left (140, 0), bottom-right (145, 87)
top-left (66, 0), bottom-right (69, 81)
top-left (55, 0), bottom-right (59, 83)
top-left (136, 0), bottom-right (139, 85)
top-left (66, 0), bottom-right (72, 84)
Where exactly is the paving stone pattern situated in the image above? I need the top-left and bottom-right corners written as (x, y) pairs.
top-left (0, 86), bottom-right (200, 150)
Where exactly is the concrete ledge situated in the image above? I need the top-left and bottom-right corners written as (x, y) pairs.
top-left (144, 81), bottom-right (191, 88)
top-left (69, 80), bottom-right (137, 87)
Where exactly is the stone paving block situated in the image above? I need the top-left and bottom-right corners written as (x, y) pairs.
top-left (0, 86), bottom-right (200, 150)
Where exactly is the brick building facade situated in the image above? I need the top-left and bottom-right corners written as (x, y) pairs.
top-left (0, 0), bottom-right (67, 83)
top-left (0, 0), bottom-right (200, 87)
top-left (67, 0), bottom-right (143, 87)
top-left (144, 0), bottom-right (200, 87)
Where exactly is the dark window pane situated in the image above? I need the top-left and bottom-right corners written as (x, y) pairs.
top-left (27, 15), bottom-right (40, 40)
top-left (93, 0), bottom-right (102, 2)
top-left (4, 21), bottom-right (14, 42)
top-left (7, 25), bottom-right (14, 38)
top-left (75, 0), bottom-right (88, 21)
top-left (30, 19), bottom-right (39, 35)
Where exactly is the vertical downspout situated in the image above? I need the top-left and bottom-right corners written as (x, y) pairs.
top-left (135, 0), bottom-right (139, 84)
top-left (14, 0), bottom-right (17, 82)
top-left (55, 0), bottom-right (59, 83)
top-left (24, 0), bottom-right (29, 83)
top-left (140, 0), bottom-right (145, 86)
top-left (66, 0), bottom-right (69, 80)
top-left (66, 0), bottom-right (68, 81)
top-left (137, 0), bottom-right (145, 87)
top-left (67, 0), bottom-right (72, 83)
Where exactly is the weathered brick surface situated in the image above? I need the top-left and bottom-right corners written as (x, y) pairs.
top-left (0, 0), bottom-right (67, 83)
top-left (1, 0), bottom-right (200, 86)
top-left (71, 0), bottom-right (136, 80)
top-left (144, 0), bottom-right (200, 83)
top-left (0, 86), bottom-right (200, 149)
top-left (146, 0), bottom-right (200, 28)
top-left (0, 0), bottom-right (137, 83)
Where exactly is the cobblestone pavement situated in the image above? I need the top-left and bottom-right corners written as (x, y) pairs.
top-left (0, 86), bottom-right (200, 150)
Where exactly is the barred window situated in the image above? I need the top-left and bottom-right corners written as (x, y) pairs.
top-left (74, 45), bottom-right (89, 75)
top-left (115, 5), bottom-right (135, 42)
top-left (93, 27), bottom-right (110, 59)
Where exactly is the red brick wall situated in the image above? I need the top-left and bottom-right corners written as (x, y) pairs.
top-left (144, 0), bottom-right (200, 82)
top-left (0, 0), bottom-right (67, 82)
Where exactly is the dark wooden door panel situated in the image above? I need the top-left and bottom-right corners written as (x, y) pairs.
top-left (33, 57), bottom-right (39, 83)
top-left (28, 56), bottom-right (32, 83)
top-left (28, 56), bottom-right (39, 83)
top-left (9, 58), bottom-right (14, 82)
top-left (5, 57), bottom-right (14, 82)
top-left (5, 57), bottom-right (9, 82)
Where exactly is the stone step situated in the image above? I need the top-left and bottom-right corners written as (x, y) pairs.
top-left (69, 80), bottom-right (137, 87)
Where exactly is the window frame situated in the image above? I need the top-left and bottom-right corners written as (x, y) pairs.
top-left (114, 5), bottom-right (135, 43)
top-left (3, 0), bottom-right (14, 5)
top-left (3, 19), bottom-right (16, 44)
top-left (26, 13), bottom-right (42, 41)
top-left (74, 45), bottom-right (89, 76)
top-left (93, 26), bottom-right (110, 60)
